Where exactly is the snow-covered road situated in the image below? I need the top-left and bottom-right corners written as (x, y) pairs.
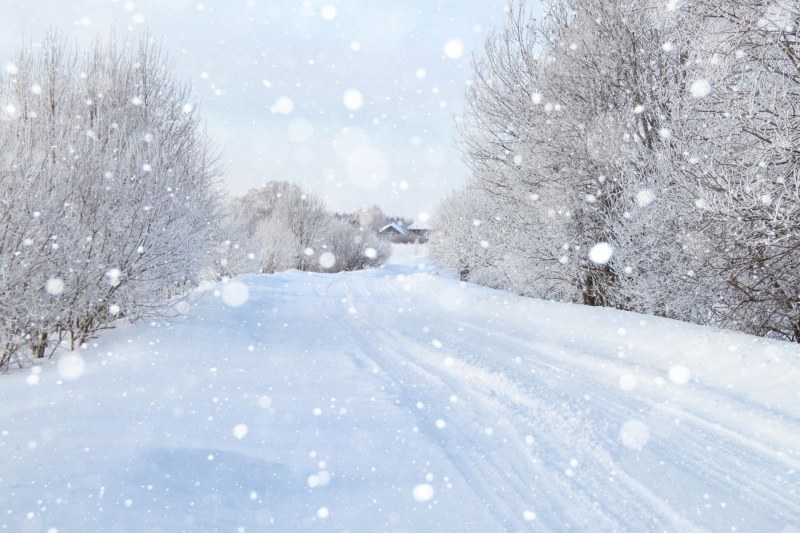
top-left (1, 247), bottom-right (799, 532)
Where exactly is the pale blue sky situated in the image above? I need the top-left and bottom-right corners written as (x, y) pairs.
top-left (0, 0), bottom-right (541, 217)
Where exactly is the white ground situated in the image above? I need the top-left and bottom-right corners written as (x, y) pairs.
top-left (1, 245), bottom-right (799, 532)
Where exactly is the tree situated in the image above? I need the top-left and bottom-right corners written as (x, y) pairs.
top-left (221, 182), bottom-right (389, 276)
top-left (437, 0), bottom-right (800, 342)
top-left (0, 33), bottom-right (221, 368)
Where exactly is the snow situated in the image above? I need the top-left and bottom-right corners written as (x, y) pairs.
top-left (443, 38), bottom-right (465, 59)
top-left (1, 248), bottom-right (798, 531)
top-left (689, 79), bottom-right (712, 98)
top-left (588, 241), bottom-right (614, 264)
top-left (45, 278), bottom-right (65, 296)
top-left (342, 89), bottom-right (364, 111)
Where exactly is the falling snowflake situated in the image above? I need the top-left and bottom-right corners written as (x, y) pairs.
top-left (58, 354), bottom-right (86, 381)
top-left (635, 189), bottom-right (655, 207)
top-left (443, 38), bottom-right (464, 59)
top-left (588, 242), bottom-right (614, 265)
top-left (689, 79), bottom-right (711, 98)
top-left (46, 278), bottom-right (65, 296)
top-left (232, 423), bottom-right (249, 439)
top-left (668, 364), bottom-right (691, 385)
top-left (343, 89), bottom-right (363, 111)
top-left (319, 252), bottom-right (336, 269)
top-left (412, 483), bottom-right (434, 502)
top-left (222, 280), bottom-right (249, 307)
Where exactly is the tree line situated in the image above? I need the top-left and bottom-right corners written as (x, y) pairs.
top-left (430, 0), bottom-right (799, 342)
top-left (0, 33), bottom-right (221, 368)
top-left (0, 34), bottom-right (390, 370)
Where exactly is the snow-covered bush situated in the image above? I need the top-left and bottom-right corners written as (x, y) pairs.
top-left (0, 33), bottom-right (221, 368)
top-left (324, 218), bottom-right (390, 272)
top-left (434, 0), bottom-right (800, 342)
top-left (221, 182), bottom-right (389, 276)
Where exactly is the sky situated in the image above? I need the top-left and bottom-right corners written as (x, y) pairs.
top-left (0, 0), bottom-right (537, 218)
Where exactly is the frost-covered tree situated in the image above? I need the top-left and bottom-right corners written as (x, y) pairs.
top-left (221, 182), bottom-right (389, 276)
top-left (456, 0), bottom-right (686, 305)
top-left (0, 33), bottom-right (221, 368)
top-left (671, 0), bottom-right (800, 340)
top-left (438, 0), bottom-right (799, 342)
top-left (324, 218), bottom-right (390, 272)
top-left (430, 186), bottom-right (501, 283)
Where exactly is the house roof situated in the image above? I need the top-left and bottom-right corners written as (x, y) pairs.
top-left (407, 221), bottom-right (431, 231)
top-left (378, 222), bottom-right (407, 235)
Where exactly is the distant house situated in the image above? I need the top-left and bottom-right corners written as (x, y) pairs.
top-left (377, 222), bottom-right (408, 237)
top-left (406, 221), bottom-right (431, 238)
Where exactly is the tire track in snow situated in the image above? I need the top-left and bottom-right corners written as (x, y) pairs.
top-left (324, 275), bottom-right (704, 531)
top-left (361, 269), bottom-right (800, 530)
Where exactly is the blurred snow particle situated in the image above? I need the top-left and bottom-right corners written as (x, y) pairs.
top-left (619, 373), bottom-right (638, 391)
top-left (416, 68), bottom-right (427, 79)
top-left (689, 79), bottom-right (711, 98)
top-left (182, 103), bottom-right (194, 114)
top-left (635, 189), bottom-right (655, 207)
top-left (106, 268), bottom-right (122, 286)
top-left (109, 304), bottom-right (121, 315)
top-left (417, 212), bottom-right (430, 222)
top-left (435, 419), bottom-right (446, 429)
top-left (221, 280), bottom-right (249, 307)
top-left (668, 364), bottom-right (691, 385)
top-left (46, 278), bottom-right (65, 296)
top-left (588, 242), bottom-right (614, 265)
top-left (619, 420), bottom-right (650, 449)
top-left (364, 247), bottom-right (377, 259)
top-left (232, 423), bottom-right (249, 439)
top-left (412, 483), bottom-right (434, 502)
top-left (320, 4), bottom-right (336, 20)
top-left (531, 92), bottom-right (542, 105)
top-left (5, 63), bottom-right (18, 75)
top-left (350, 41), bottom-right (361, 52)
top-left (443, 38), bottom-right (464, 59)
top-left (257, 395), bottom-right (272, 409)
top-left (319, 252), bottom-right (336, 269)
top-left (343, 89), bottom-right (363, 111)
top-left (523, 510), bottom-right (537, 521)
top-left (287, 118), bottom-right (314, 143)
top-left (431, 339), bottom-right (443, 349)
top-left (270, 96), bottom-right (294, 114)
top-left (317, 507), bottom-right (330, 519)
top-left (58, 354), bottom-right (86, 381)
top-left (131, 96), bottom-right (143, 106)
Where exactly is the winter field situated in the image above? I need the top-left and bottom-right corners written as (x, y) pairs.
top-left (0, 244), bottom-right (798, 532)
